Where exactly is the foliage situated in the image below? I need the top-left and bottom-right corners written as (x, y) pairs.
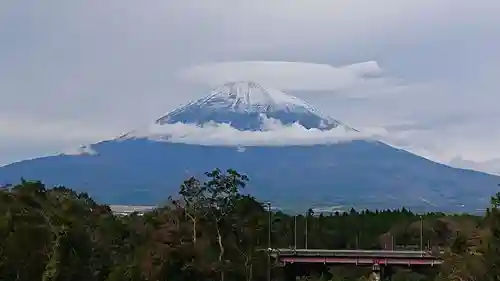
top-left (0, 171), bottom-right (498, 280)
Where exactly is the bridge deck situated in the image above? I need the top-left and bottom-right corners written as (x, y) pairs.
top-left (270, 248), bottom-right (438, 258)
top-left (267, 248), bottom-right (443, 266)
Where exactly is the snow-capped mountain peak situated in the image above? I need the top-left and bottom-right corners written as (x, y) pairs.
top-left (165, 81), bottom-right (312, 113)
top-left (156, 81), bottom-right (352, 131)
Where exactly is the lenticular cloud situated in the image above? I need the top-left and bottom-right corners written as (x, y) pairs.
top-left (178, 61), bottom-right (382, 91)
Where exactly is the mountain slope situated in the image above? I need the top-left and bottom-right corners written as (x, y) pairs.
top-left (0, 140), bottom-right (497, 213)
top-left (0, 81), bottom-right (498, 213)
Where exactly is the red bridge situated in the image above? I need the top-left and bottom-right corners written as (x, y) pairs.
top-left (266, 248), bottom-right (443, 280)
top-left (269, 248), bottom-right (443, 266)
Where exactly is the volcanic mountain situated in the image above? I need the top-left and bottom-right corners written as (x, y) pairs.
top-left (0, 81), bottom-right (498, 213)
top-left (158, 81), bottom-right (352, 130)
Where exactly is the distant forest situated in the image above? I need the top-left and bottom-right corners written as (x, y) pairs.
top-left (1, 169), bottom-right (500, 281)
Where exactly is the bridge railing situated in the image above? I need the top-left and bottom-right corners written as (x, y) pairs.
top-left (263, 248), bottom-right (442, 258)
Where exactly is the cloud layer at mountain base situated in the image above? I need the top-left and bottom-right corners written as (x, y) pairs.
top-left (119, 118), bottom-right (387, 147)
top-left (116, 119), bottom-right (486, 171)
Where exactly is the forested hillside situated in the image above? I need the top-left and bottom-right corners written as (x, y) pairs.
top-left (0, 169), bottom-right (499, 281)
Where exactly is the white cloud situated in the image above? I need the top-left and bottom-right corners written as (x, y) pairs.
top-left (178, 61), bottom-right (383, 91)
top-left (120, 118), bottom-right (387, 147)
top-left (99, 119), bottom-right (492, 173)
top-left (449, 157), bottom-right (500, 176)
top-left (63, 144), bottom-right (98, 156)
top-left (0, 113), bottom-right (117, 165)
top-left (0, 113), bottom-right (115, 144)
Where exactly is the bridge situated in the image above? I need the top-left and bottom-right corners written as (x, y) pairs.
top-left (270, 248), bottom-right (443, 266)
top-left (109, 205), bottom-right (156, 216)
top-left (266, 248), bottom-right (443, 280)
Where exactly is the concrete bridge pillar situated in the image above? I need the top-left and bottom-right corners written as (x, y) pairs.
top-left (370, 263), bottom-right (394, 281)
top-left (370, 263), bottom-right (381, 281)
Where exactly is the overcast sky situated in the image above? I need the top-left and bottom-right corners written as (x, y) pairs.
top-left (1, 1), bottom-right (500, 174)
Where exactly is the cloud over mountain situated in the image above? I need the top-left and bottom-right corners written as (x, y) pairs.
top-left (118, 119), bottom-right (385, 147)
top-left (178, 61), bottom-right (383, 91)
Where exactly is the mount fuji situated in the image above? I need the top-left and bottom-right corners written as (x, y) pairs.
top-left (0, 81), bottom-right (498, 213)
top-left (153, 81), bottom-right (353, 131)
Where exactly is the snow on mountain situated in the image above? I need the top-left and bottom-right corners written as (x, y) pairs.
top-left (61, 144), bottom-right (98, 156)
top-left (155, 81), bottom-right (353, 131)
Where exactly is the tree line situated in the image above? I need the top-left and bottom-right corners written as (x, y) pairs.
top-left (0, 169), bottom-right (500, 280)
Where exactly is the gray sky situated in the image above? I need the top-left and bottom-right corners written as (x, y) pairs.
top-left (1, 0), bottom-right (500, 174)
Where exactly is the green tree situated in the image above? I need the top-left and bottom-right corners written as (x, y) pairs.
top-left (204, 168), bottom-right (248, 281)
top-left (178, 176), bottom-right (207, 244)
top-left (450, 232), bottom-right (468, 254)
top-left (484, 192), bottom-right (500, 280)
top-left (231, 195), bottom-right (266, 281)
